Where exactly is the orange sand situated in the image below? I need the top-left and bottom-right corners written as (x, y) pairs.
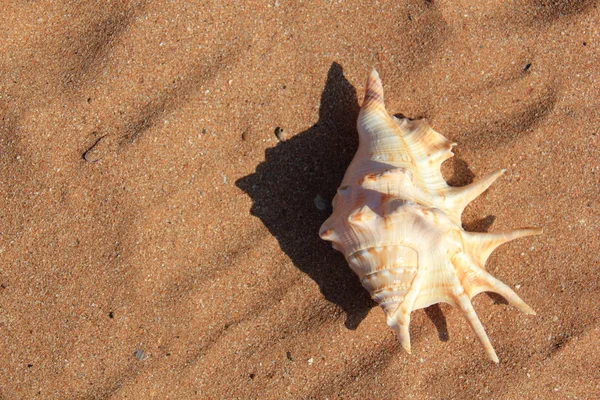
top-left (0, 1), bottom-right (598, 398)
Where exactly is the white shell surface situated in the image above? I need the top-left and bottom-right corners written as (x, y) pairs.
top-left (320, 70), bottom-right (542, 363)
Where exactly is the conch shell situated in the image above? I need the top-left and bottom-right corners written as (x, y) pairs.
top-left (319, 70), bottom-right (542, 362)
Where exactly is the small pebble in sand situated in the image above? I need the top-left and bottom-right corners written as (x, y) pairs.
top-left (314, 194), bottom-right (328, 211)
top-left (307, 358), bottom-right (314, 366)
top-left (82, 136), bottom-right (106, 163)
top-left (134, 349), bottom-right (148, 361)
top-left (275, 126), bottom-right (288, 141)
top-left (241, 131), bottom-right (248, 141)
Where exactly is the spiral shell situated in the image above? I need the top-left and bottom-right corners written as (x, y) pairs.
top-left (319, 70), bottom-right (542, 362)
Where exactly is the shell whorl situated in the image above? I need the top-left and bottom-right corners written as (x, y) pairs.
top-left (319, 69), bottom-right (542, 363)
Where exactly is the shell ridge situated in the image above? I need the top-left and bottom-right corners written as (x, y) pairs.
top-left (347, 243), bottom-right (419, 259)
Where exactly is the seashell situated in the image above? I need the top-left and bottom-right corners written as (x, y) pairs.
top-left (319, 70), bottom-right (542, 362)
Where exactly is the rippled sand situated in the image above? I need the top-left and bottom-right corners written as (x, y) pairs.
top-left (1, 1), bottom-right (598, 398)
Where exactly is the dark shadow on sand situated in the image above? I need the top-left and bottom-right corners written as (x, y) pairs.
top-left (236, 63), bottom-right (372, 329)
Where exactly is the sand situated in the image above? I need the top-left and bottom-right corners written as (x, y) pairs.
top-left (0, 0), bottom-right (599, 398)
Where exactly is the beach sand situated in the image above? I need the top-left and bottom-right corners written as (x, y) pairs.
top-left (0, 0), bottom-right (599, 398)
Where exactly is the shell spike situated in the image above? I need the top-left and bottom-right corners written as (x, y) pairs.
top-left (348, 204), bottom-right (378, 223)
top-left (319, 227), bottom-right (336, 241)
top-left (445, 169), bottom-right (506, 216)
top-left (362, 69), bottom-right (385, 110)
top-left (387, 310), bottom-right (412, 354)
top-left (463, 227), bottom-right (543, 268)
top-left (451, 254), bottom-right (537, 315)
top-left (478, 270), bottom-right (536, 315)
top-left (319, 217), bottom-right (336, 238)
top-left (454, 293), bottom-right (499, 363)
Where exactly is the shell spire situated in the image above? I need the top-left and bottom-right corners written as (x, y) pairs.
top-left (319, 69), bottom-right (542, 363)
top-left (362, 69), bottom-right (386, 110)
